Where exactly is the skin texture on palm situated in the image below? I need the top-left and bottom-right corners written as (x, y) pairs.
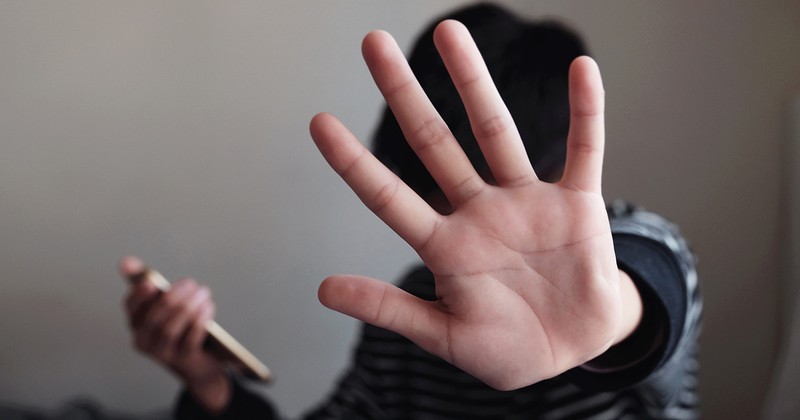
top-left (310, 20), bottom-right (636, 390)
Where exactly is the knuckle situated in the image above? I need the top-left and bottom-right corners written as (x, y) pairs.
top-left (455, 73), bottom-right (483, 91)
top-left (383, 78), bottom-right (415, 102)
top-left (474, 114), bottom-right (513, 141)
top-left (373, 287), bottom-right (401, 330)
top-left (338, 149), bottom-right (368, 181)
top-left (410, 118), bottom-right (451, 153)
top-left (450, 175), bottom-right (483, 202)
top-left (568, 140), bottom-right (601, 156)
top-left (368, 179), bottom-right (400, 214)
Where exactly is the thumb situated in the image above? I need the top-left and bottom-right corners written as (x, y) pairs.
top-left (318, 275), bottom-right (448, 358)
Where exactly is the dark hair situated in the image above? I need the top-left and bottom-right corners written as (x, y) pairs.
top-left (372, 3), bottom-right (588, 200)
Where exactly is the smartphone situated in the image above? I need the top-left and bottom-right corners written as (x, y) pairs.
top-left (128, 268), bottom-right (272, 383)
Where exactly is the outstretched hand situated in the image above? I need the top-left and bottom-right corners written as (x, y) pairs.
top-left (310, 20), bottom-right (640, 390)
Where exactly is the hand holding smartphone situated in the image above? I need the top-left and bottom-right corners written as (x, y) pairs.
top-left (127, 267), bottom-right (272, 383)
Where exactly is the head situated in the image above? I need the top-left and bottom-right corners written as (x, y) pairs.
top-left (372, 3), bottom-right (588, 211)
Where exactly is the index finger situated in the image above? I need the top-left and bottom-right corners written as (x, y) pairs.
top-left (310, 112), bottom-right (442, 250)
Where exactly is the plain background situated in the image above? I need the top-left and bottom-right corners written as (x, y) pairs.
top-left (1, 1), bottom-right (799, 418)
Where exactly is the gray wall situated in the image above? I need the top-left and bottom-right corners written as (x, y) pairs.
top-left (1, 1), bottom-right (798, 419)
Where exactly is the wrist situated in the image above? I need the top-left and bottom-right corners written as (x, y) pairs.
top-left (613, 269), bottom-right (643, 345)
top-left (580, 268), bottom-right (661, 373)
top-left (181, 366), bottom-right (232, 414)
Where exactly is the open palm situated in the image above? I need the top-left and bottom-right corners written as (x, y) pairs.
top-left (310, 20), bottom-right (634, 390)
